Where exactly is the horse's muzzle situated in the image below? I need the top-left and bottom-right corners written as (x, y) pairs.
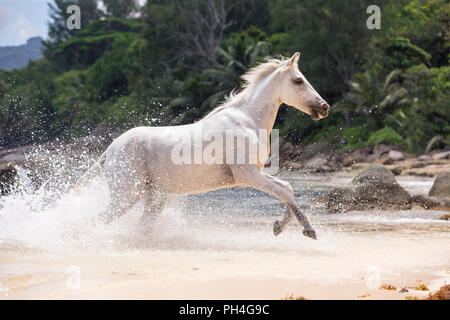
top-left (310, 103), bottom-right (330, 120)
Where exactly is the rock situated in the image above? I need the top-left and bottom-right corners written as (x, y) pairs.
top-left (401, 162), bottom-right (450, 177)
top-left (388, 150), bottom-right (404, 161)
top-left (351, 164), bottom-right (397, 184)
top-left (429, 172), bottom-right (450, 198)
top-left (304, 156), bottom-right (327, 169)
top-left (0, 168), bottom-right (17, 195)
top-left (279, 141), bottom-right (302, 160)
top-left (410, 195), bottom-right (442, 209)
top-left (417, 155), bottom-right (432, 161)
top-left (432, 151), bottom-right (450, 160)
top-left (324, 164), bottom-right (411, 212)
top-left (372, 144), bottom-right (402, 158)
top-left (303, 155), bottom-right (337, 172)
top-left (439, 214), bottom-right (450, 221)
top-left (391, 167), bottom-right (402, 175)
top-left (410, 162), bottom-right (427, 169)
top-left (281, 160), bottom-right (304, 171)
top-left (411, 194), bottom-right (450, 211)
top-left (375, 157), bottom-right (394, 165)
top-left (343, 156), bottom-right (356, 167)
top-left (340, 146), bottom-right (373, 165)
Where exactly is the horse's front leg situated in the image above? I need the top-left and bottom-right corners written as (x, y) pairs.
top-left (231, 166), bottom-right (317, 240)
top-left (266, 175), bottom-right (294, 236)
top-left (273, 207), bottom-right (294, 236)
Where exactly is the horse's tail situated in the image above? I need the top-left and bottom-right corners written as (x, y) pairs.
top-left (72, 151), bottom-right (106, 193)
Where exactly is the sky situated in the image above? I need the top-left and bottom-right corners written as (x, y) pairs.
top-left (0, 0), bottom-right (50, 46)
top-left (0, 0), bottom-right (147, 47)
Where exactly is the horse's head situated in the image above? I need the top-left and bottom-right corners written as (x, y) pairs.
top-left (278, 52), bottom-right (330, 120)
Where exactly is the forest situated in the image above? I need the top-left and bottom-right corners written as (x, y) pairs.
top-left (0, 0), bottom-right (448, 155)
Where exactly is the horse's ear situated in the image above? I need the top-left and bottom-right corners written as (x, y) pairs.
top-left (289, 52), bottom-right (300, 68)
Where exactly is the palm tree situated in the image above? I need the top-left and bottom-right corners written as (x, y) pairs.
top-left (333, 69), bottom-right (408, 127)
top-left (199, 38), bottom-right (270, 108)
top-left (167, 32), bottom-right (270, 123)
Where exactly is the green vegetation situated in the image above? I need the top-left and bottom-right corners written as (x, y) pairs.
top-left (367, 127), bottom-right (409, 151)
top-left (0, 0), bottom-right (448, 154)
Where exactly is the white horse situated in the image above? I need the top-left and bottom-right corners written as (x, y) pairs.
top-left (75, 52), bottom-right (329, 239)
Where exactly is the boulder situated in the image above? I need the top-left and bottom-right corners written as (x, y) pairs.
top-left (341, 146), bottom-right (373, 165)
top-left (324, 164), bottom-right (411, 212)
top-left (432, 151), bottom-right (450, 160)
top-left (375, 156), bottom-right (394, 165)
top-left (279, 141), bottom-right (303, 160)
top-left (428, 172), bottom-right (450, 198)
top-left (343, 156), bottom-right (356, 167)
top-left (303, 155), bottom-right (337, 172)
top-left (304, 156), bottom-right (327, 169)
top-left (372, 144), bottom-right (402, 159)
top-left (0, 167), bottom-right (16, 195)
top-left (417, 155), bottom-right (432, 162)
top-left (388, 150), bottom-right (404, 161)
top-left (281, 160), bottom-right (304, 171)
top-left (410, 195), bottom-right (443, 209)
top-left (401, 163), bottom-right (450, 177)
top-left (390, 167), bottom-right (402, 175)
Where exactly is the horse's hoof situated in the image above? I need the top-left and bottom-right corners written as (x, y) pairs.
top-left (273, 220), bottom-right (282, 236)
top-left (303, 225), bottom-right (317, 240)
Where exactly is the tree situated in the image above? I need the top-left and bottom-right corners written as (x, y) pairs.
top-left (269, 0), bottom-right (391, 102)
top-left (382, 0), bottom-right (449, 68)
top-left (142, 0), bottom-right (270, 69)
top-left (45, 0), bottom-right (102, 51)
top-left (0, 60), bottom-right (57, 147)
top-left (171, 0), bottom-right (234, 65)
top-left (383, 37), bottom-right (432, 70)
top-left (103, 0), bottom-right (137, 19)
top-left (166, 27), bottom-right (270, 123)
top-left (387, 65), bottom-right (450, 153)
top-left (333, 69), bottom-right (408, 127)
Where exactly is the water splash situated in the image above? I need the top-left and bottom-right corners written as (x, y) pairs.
top-left (0, 150), bottom-right (447, 256)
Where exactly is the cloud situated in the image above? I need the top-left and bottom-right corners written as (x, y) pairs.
top-left (13, 13), bottom-right (38, 41)
top-left (0, 5), bottom-right (12, 30)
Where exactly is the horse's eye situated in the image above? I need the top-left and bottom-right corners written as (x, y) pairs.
top-left (294, 77), bottom-right (304, 84)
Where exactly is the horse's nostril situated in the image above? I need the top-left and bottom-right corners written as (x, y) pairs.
top-left (321, 104), bottom-right (329, 111)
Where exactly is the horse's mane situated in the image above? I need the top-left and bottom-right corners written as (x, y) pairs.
top-left (201, 56), bottom-right (289, 120)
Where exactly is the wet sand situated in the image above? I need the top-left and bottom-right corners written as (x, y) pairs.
top-left (0, 173), bottom-right (449, 299)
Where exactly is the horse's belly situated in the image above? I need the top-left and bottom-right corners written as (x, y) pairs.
top-left (149, 163), bottom-right (235, 194)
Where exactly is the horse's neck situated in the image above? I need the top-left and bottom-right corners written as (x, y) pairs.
top-left (241, 73), bottom-right (281, 133)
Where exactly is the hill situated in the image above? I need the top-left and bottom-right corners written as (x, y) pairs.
top-left (0, 37), bottom-right (44, 71)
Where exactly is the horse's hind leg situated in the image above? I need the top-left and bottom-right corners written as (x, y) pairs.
top-left (100, 189), bottom-right (141, 224)
top-left (139, 188), bottom-right (168, 231)
top-left (100, 158), bottom-right (147, 224)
